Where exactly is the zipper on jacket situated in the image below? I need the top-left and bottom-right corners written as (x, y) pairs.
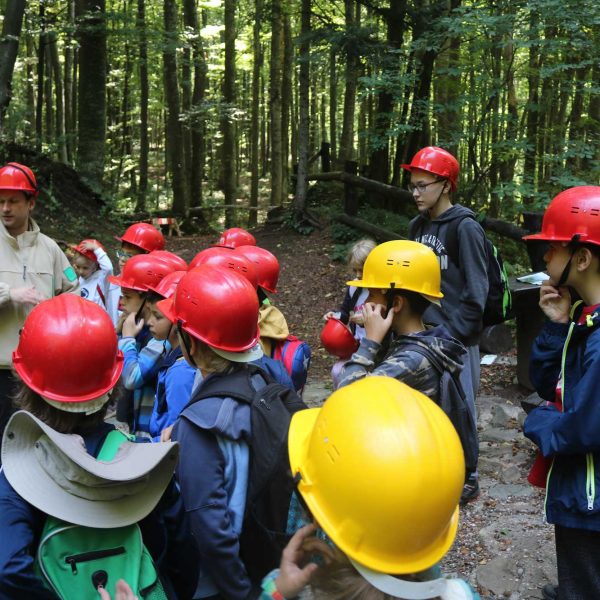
top-left (65, 546), bottom-right (126, 574)
top-left (587, 453), bottom-right (596, 510)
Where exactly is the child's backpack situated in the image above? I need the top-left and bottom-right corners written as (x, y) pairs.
top-left (443, 215), bottom-right (513, 326)
top-left (271, 335), bottom-right (311, 393)
top-left (187, 364), bottom-right (308, 581)
top-left (36, 430), bottom-right (167, 600)
top-left (401, 344), bottom-right (478, 474)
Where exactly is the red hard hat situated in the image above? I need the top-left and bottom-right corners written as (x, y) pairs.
top-left (234, 245), bottom-right (279, 293)
top-left (401, 146), bottom-right (460, 192)
top-left (116, 222), bottom-right (165, 252)
top-left (108, 254), bottom-right (173, 292)
top-left (157, 265), bottom-right (260, 352)
top-left (12, 295), bottom-right (123, 402)
top-left (0, 162), bottom-right (39, 196)
top-left (320, 317), bottom-right (359, 359)
top-left (72, 239), bottom-right (104, 263)
top-left (523, 187), bottom-right (600, 246)
top-left (148, 250), bottom-right (188, 272)
top-left (189, 247), bottom-right (231, 270)
top-left (214, 227), bottom-right (257, 249)
top-left (147, 270), bottom-right (187, 300)
top-left (190, 248), bottom-right (258, 289)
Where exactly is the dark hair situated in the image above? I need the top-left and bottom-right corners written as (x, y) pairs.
top-left (389, 289), bottom-right (430, 317)
top-left (13, 380), bottom-right (108, 434)
top-left (145, 291), bottom-right (164, 305)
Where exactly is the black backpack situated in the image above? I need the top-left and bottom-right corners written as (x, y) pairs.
top-left (186, 364), bottom-right (307, 581)
top-left (400, 343), bottom-right (478, 474)
top-left (411, 214), bottom-right (513, 326)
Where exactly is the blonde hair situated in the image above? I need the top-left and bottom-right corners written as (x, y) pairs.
top-left (311, 551), bottom-right (441, 600)
top-left (195, 339), bottom-right (234, 375)
top-left (348, 239), bottom-right (376, 270)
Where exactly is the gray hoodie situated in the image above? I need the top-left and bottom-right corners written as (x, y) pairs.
top-left (409, 204), bottom-right (488, 345)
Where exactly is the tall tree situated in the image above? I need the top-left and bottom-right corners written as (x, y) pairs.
top-left (269, 0), bottom-right (284, 206)
top-left (222, 0), bottom-right (237, 224)
top-left (294, 0), bottom-right (311, 213)
top-left (75, 0), bottom-right (107, 189)
top-left (249, 0), bottom-right (263, 226)
top-left (136, 0), bottom-right (149, 211)
top-left (163, 0), bottom-right (188, 214)
top-left (0, 0), bottom-right (27, 130)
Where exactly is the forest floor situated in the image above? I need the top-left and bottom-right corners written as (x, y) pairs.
top-left (167, 224), bottom-right (556, 600)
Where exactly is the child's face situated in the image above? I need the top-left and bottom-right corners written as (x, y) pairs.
top-left (73, 255), bottom-right (97, 280)
top-left (366, 288), bottom-right (388, 308)
top-left (117, 242), bottom-right (145, 270)
top-left (120, 288), bottom-right (144, 314)
top-left (543, 243), bottom-right (572, 285)
top-left (147, 302), bottom-right (173, 340)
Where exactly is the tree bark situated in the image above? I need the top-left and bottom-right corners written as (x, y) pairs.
top-left (163, 0), bottom-right (188, 214)
top-left (0, 0), bottom-right (27, 130)
top-left (339, 0), bottom-right (359, 163)
top-left (269, 0), bottom-right (284, 206)
top-left (293, 0), bottom-right (311, 213)
top-left (75, 0), bottom-right (107, 190)
top-left (136, 0), bottom-right (148, 212)
top-left (282, 11), bottom-right (293, 202)
top-left (222, 0), bottom-right (237, 224)
top-left (249, 0), bottom-right (263, 227)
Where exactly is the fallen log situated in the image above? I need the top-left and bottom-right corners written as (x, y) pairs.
top-left (337, 214), bottom-right (405, 242)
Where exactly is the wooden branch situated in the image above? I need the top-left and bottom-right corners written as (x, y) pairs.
top-left (337, 214), bottom-right (405, 242)
top-left (308, 171), bottom-right (413, 203)
top-left (481, 216), bottom-right (527, 242)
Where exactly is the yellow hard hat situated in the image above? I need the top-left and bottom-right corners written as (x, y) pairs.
top-left (347, 240), bottom-right (443, 304)
top-left (288, 376), bottom-right (464, 575)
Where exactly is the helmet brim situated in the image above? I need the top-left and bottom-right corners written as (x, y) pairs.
top-left (346, 279), bottom-right (442, 307)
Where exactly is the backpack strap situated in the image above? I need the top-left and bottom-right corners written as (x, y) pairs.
top-left (442, 214), bottom-right (473, 268)
top-left (398, 342), bottom-right (467, 400)
top-left (96, 429), bottom-right (133, 461)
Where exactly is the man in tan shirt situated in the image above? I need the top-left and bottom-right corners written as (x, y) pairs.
top-left (0, 163), bottom-right (79, 447)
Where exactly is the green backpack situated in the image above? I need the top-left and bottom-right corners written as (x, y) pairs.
top-left (35, 430), bottom-right (168, 600)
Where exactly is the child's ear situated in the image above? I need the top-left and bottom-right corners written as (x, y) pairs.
top-left (392, 295), bottom-right (404, 313)
top-left (576, 247), bottom-right (594, 271)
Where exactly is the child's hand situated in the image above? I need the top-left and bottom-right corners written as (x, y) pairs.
top-left (161, 425), bottom-right (174, 442)
top-left (81, 239), bottom-right (100, 251)
top-left (121, 312), bottom-right (144, 338)
top-left (539, 281), bottom-right (570, 323)
top-left (362, 302), bottom-right (394, 344)
top-left (274, 524), bottom-right (334, 598)
top-left (323, 311), bottom-right (335, 321)
top-left (97, 579), bottom-right (138, 600)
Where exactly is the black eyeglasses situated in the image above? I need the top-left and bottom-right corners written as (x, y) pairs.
top-left (407, 178), bottom-right (445, 194)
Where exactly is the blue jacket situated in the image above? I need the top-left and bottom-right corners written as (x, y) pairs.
top-left (173, 373), bottom-right (258, 600)
top-left (119, 328), bottom-right (169, 434)
top-left (150, 346), bottom-right (195, 441)
top-left (0, 423), bottom-right (197, 599)
top-left (524, 308), bottom-right (600, 530)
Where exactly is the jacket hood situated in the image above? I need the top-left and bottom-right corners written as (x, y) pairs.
top-left (427, 203), bottom-right (475, 224)
top-left (258, 304), bottom-right (289, 340)
top-left (395, 324), bottom-right (466, 375)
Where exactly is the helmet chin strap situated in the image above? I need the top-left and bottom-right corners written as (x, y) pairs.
top-left (557, 235), bottom-right (581, 287)
top-left (176, 320), bottom-right (197, 368)
top-left (427, 179), bottom-right (448, 216)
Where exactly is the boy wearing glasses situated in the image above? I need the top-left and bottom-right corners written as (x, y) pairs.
top-left (404, 146), bottom-right (487, 505)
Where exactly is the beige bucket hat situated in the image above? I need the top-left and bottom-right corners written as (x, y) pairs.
top-left (1, 411), bottom-right (179, 528)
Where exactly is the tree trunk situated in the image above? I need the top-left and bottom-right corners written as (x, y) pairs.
top-left (75, 0), bottom-right (107, 190)
top-left (329, 47), bottom-right (337, 163)
top-left (293, 0), bottom-right (311, 213)
top-left (566, 61), bottom-right (590, 172)
top-left (0, 0), bottom-right (27, 130)
top-left (339, 0), bottom-right (359, 163)
top-left (48, 30), bottom-right (68, 163)
top-left (136, 0), bottom-right (148, 211)
top-left (282, 11), bottom-right (293, 202)
top-left (368, 0), bottom-right (407, 183)
top-left (35, 2), bottom-right (46, 149)
top-left (269, 0), bottom-right (284, 206)
top-left (249, 0), bottom-right (263, 227)
top-left (222, 0), bottom-right (237, 224)
top-left (163, 0), bottom-right (188, 214)
top-left (64, 0), bottom-right (76, 163)
top-left (183, 0), bottom-right (207, 212)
